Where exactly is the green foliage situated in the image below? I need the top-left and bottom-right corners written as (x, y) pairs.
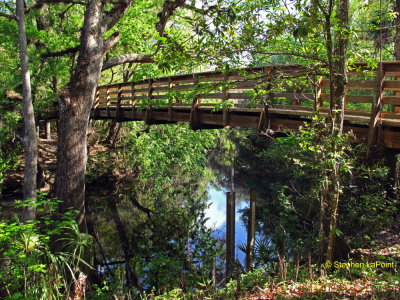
top-left (0, 196), bottom-right (92, 299)
top-left (233, 117), bottom-right (398, 270)
top-left (0, 111), bottom-right (21, 193)
top-left (86, 123), bottom-right (223, 295)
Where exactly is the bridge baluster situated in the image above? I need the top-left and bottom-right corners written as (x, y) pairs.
top-left (396, 76), bottom-right (400, 113)
top-left (223, 73), bottom-right (229, 127)
top-left (106, 86), bottom-right (111, 118)
top-left (116, 84), bottom-right (122, 121)
top-left (314, 77), bottom-right (323, 111)
top-left (168, 77), bottom-right (173, 121)
top-left (366, 63), bottom-right (385, 158)
top-left (93, 89), bottom-right (100, 117)
top-left (190, 74), bottom-right (199, 129)
top-left (293, 88), bottom-right (301, 106)
top-left (131, 82), bottom-right (135, 119)
top-left (145, 79), bottom-right (154, 124)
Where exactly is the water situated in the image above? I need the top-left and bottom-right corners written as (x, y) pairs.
top-left (205, 186), bottom-right (249, 264)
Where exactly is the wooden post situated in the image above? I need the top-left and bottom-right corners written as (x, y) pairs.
top-left (264, 67), bottom-right (274, 104)
top-left (145, 79), bottom-right (154, 124)
top-left (93, 89), bottom-right (100, 117)
top-left (314, 77), bottom-right (323, 111)
top-left (106, 86), bottom-right (111, 118)
top-left (223, 73), bottom-right (229, 127)
top-left (116, 84), bottom-right (122, 121)
top-left (45, 120), bottom-right (51, 140)
top-left (395, 76), bottom-right (400, 113)
top-left (226, 191), bottom-right (236, 279)
top-left (190, 74), bottom-right (199, 129)
top-left (257, 104), bottom-right (268, 133)
top-left (131, 82), bottom-right (135, 119)
top-left (168, 77), bottom-right (173, 122)
top-left (367, 63), bottom-right (385, 159)
top-left (245, 189), bottom-right (256, 272)
top-left (292, 88), bottom-right (301, 106)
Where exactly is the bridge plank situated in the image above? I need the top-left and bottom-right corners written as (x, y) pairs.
top-left (383, 80), bottom-right (400, 90)
top-left (382, 96), bottom-right (400, 105)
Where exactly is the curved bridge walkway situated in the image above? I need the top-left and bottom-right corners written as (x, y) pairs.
top-left (92, 62), bottom-right (400, 150)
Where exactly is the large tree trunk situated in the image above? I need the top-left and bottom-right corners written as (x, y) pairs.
top-left (395, 0), bottom-right (400, 60)
top-left (388, 1), bottom-right (400, 203)
top-left (16, 0), bottom-right (38, 221)
top-left (55, 0), bottom-right (105, 228)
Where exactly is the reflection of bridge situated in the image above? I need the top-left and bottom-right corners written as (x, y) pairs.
top-left (92, 62), bottom-right (400, 150)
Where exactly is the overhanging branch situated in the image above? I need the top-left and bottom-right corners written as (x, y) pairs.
top-left (156, 0), bottom-right (186, 36)
top-left (42, 46), bottom-right (79, 58)
top-left (0, 12), bottom-right (16, 20)
top-left (102, 54), bottom-right (154, 71)
top-left (31, 0), bottom-right (86, 10)
top-left (103, 32), bottom-right (120, 55)
top-left (101, 0), bottom-right (133, 33)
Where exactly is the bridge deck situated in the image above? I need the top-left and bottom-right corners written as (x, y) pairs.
top-left (92, 62), bottom-right (400, 150)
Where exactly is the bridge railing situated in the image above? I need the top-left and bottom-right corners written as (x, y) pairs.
top-left (94, 62), bottom-right (400, 129)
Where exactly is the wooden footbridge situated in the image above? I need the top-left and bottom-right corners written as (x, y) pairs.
top-left (92, 62), bottom-right (400, 150)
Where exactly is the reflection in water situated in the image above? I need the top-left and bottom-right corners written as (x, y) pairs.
top-left (205, 186), bottom-right (249, 263)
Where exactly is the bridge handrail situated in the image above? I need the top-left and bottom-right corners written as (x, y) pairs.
top-left (94, 62), bottom-right (400, 131)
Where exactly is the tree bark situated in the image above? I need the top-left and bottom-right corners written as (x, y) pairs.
top-left (389, 1), bottom-right (400, 202)
top-left (102, 53), bottom-right (153, 71)
top-left (329, 0), bottom-right (348, 135)
top-left (54, 0), bottom-right (183, 229)
top-left (315, 0), bottom-right (349, 266)
top-left (325, 0), bottom-right (349, 264)
top-left (16, 0), bottom-right (38, 221)
top-left (55, 0), bottom-right (105, 228)
top-left (395, 0), bottom-right (400, 60)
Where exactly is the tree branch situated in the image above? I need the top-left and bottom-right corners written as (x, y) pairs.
top-left (182, 4), bottom-right (217, 15)
top-left (156, 0), bottom-right (186, 36)
top-left (31, 0), bottom-right (86, 10)
top-left (5, 90), bottom-right (23, 101)
top-left (101, 0), bottom-right (134, 33)
top-left (102, 53), bottom-right (154, 71)
top-left (42, 46), bottom-right (79, 58)
top-left (242, 49), bottom-right (326, 63)
top-left (103, 32), bottom-right (120, 56)
top-left (0, 12), bottom-right (16, 20)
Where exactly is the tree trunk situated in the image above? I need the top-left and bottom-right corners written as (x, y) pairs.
top-left (55, 0), bottom-right (105, 229)
top-left (316, 0), bottom-right (349, 267)
top-left (325, 0), bottom-right (349, 264)
top-left (16, 0), bottom-right (38, 221)
top-left (388, 1), bottom-right (400, 202)
top-left (395, 0), bottom-right (400, 60)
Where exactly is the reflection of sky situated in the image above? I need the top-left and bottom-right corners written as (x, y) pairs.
top-left (205, 188), bottom-right (226, 229)
top-left (205, 186), bottom-right (249, 263)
